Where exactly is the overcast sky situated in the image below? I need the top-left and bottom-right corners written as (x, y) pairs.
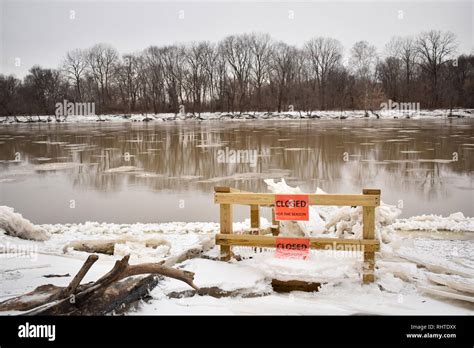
top-left (0, 0), bottom-right (472, 78)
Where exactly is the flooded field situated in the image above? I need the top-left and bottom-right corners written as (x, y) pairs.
top-left (0, 118), bottom-right (473, 224)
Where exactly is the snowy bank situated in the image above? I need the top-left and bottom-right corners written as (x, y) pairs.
top-left (1, 108), bottom-right (473, 124)
top-left (0, 177), bottom-right (473, 314)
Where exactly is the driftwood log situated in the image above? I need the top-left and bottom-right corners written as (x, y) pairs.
top-left (63, 237), bottom-right (170, 255)
top-left (0, 254), bottom-right (198, 315)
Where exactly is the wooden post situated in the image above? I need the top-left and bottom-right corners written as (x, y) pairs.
top-left (250, 205), bottom-right (260, 252)
top-left (220, 204), bottom-right (233, 261)
top-left (250, 205), bottom-right (260, 231)
top-left (271, 206), bottom-right (280, 236)
top-left (362, 189), bottom-right (379, 283)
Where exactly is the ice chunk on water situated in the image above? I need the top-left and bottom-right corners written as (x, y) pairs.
top-left (104, 166), bottom-right (143, 173)
top-left (34, 162), bottom-right (81, 171)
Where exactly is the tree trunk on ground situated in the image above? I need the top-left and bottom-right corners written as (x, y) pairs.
top-left (0, 254), bottom-right (198, 315)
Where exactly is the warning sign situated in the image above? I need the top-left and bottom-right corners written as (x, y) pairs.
top-left (275, 238), bottom-right (310, 260)
top-left (274, 194), bottom-right (309, 221)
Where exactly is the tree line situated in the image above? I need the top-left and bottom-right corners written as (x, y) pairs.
top-left (1, 30), bottom-right (473, 118)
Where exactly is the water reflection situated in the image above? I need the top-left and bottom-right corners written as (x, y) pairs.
top-left (0, 119), bottom-right (472, 223)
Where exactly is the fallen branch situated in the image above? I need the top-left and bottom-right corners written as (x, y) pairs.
top-left (61, 254), bottom-right (98, 298)
top-left (0, 254), bottom-right (198, 315)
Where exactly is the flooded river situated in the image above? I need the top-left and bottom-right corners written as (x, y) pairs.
top-left (0, 118), bottom-right (472, 224)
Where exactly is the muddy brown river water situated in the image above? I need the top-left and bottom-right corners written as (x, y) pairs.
top-left (0, 118), bottom-right (472, 224)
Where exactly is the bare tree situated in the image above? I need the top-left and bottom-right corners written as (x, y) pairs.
top-left (350, 41), bottom-right (378, 112)
top-left (200, 42), bottom-right (220, 112)
top-left (212, 49), bottom-right (229, 112)
top-left (115, 53), bottom-right (143, 114)
top-left (87, 44), bottom-right (119, 110)
top-left (63, 49), bottom-right (88, 101)
top-left (386, 36), bottom-right (418, 101)
top-left (0, 75), bottom-right (21, 118)
top-left (304, 37), bottom-right (343, 110)
top-left (219, 34), bottom-right (253, 113)
top-left (24, 66), bottom-right (66, 120)
top-left (143, 46), bottom-right (166, 113)
top-left (293, 51), bottom-right (312, 113)
top-left (269, 42), bottom-right (298, 113)
top-left (443, 54), bottom-right (474, 113)
top-left (183, 42), bottom-right (210, 116)
top-left (330, 66), bottom-right (352, 113)
top-left (416, 30), bottom-right (457, 107)
top-left (160, 45), bottom-right (186, 114)
top-left (249, 33), bottom-right (273, 111)
top-left (377, 56), bottom-right (402, 101)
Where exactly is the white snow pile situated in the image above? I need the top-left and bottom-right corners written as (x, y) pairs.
top-left (43, 221), bottom-right (220, 237)
top-left (233, 217), bottom-right (272, 234)
top-left (41, 221), bottom-right (219, 263)
top-left (240, 250), bottom-right (362, 283)
top-left (264, 178), bottom-right (401, 239)
top-left (0, 206), bottom-right (49, 241)
top-left (161, 258), bottom-right (271, 295)
top-left (42, 219), bottom-right (270, 239)
top-left (392, 212), bottom-right (474, 233)
top-left (0, 207), bottom-right (274, 263)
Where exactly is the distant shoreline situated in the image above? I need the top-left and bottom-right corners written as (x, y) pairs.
top-left (1, 109), bottom-right (473, 124)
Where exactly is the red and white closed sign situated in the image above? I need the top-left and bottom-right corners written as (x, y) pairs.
top-left (274, 194), bottom-right (309, 221)
top-left (275, 237), bottom-right (310, 260)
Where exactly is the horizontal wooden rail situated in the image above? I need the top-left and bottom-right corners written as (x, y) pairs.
top-left (216, 234), bottom-right (380, 252)
top-left (214, 187), bottom-right (250, 193)
top-left (215, 193), bottom-right (380, 207)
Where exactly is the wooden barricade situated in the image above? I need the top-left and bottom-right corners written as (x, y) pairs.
top-left (214, 186), bottom-right (381, 283)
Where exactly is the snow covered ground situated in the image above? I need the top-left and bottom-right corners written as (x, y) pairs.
top-left (0, 179), bottom-right (473, 315)
top-left (1, 109), bottom-right (473, 124)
